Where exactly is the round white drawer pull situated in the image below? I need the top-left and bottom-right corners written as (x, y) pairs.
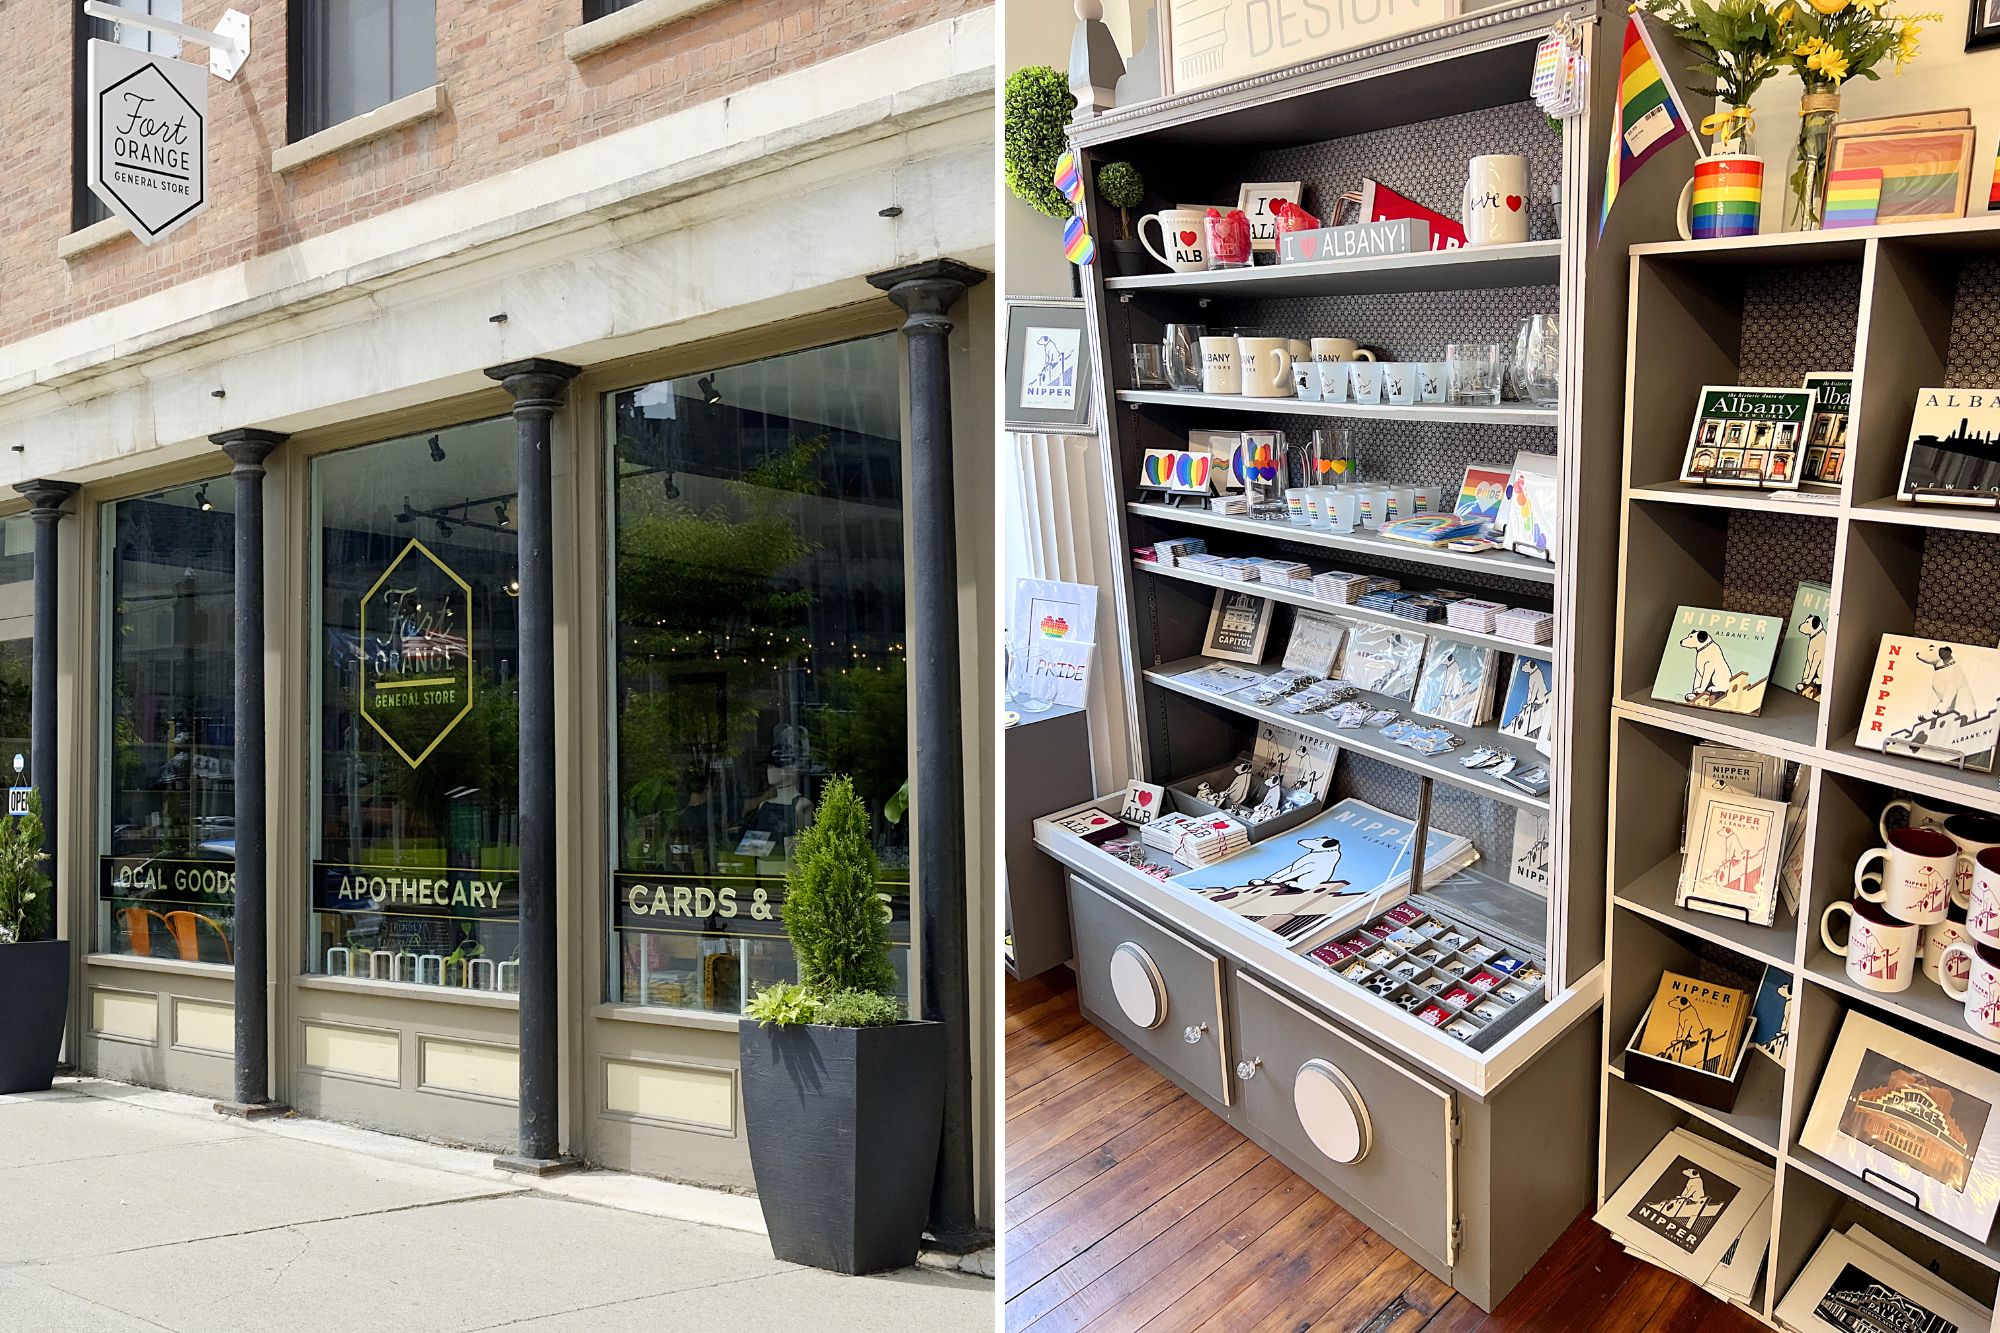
top-left (1293, 1059), bottom-right (1372, 1165)
top-left (1108, 941), bottom-right (1166, 1029)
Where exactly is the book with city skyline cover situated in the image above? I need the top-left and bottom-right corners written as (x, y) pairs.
top-left (1898, 386), bottom-right (2000, 503)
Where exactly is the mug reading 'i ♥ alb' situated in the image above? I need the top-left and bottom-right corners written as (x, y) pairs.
top-left (1138, 209), bottom-right (1211, 273)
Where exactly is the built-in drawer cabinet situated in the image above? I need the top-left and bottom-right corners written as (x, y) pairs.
top-left (1068, 875), bottom-right (1231, 1105)
top-left (1229, 971), bottom-right (1458, 1264)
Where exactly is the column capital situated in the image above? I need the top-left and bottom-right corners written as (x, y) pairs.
top-left (212, 428), bottom-right (288, 474)
top-left (485, 359), bottom-right (583, 415)
top-left (867, 259), bottom-right (990, 335)
top-left (12, 480), bottom-right (79, 521)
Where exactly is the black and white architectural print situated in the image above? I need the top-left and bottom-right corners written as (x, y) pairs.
top-left (1813, 1263), bottom-right (1963, 1333)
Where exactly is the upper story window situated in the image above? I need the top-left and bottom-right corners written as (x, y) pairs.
top-left (583, 0), bottom-right (648, 18)
top-left (290, 0), bottom-right (437, 140)
top-left (72, 0), bottom-right (182, 230)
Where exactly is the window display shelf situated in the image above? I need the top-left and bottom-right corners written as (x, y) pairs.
top-left (1612, 856), bottom-right (1796, 974)
top-left (1607, 1043), bottom-right (1784, 1155)
top-left (1116, 388), bottom-right (1559, 429)
top-left (1145, 655), bottom-right (1552, 814)
top-left (1132, 558), bottom-right (1532, 654)
top-left (1128, 501), bottom-right (1560, 585)
top-left (1103, 239), bottom-right (1563, 298)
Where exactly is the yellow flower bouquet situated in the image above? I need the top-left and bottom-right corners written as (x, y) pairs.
top-left (1778, 0), bottom-right (1940, 227)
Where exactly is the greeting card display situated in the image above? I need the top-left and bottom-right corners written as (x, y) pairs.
top-left (1410, 639), bottom-right (1497, 727)
top-left (1678, 789), bottom-right (1787, 925)
top-left (1678, 386), bottom-right (1813, 488)
top-left (1190, 429), bottom-right (1244, 492)
top-left (1168, 798), bottom-right (1475, 945)
top-left (1497, 656), bottom-right (1553, 750)
top-left (1682, 743), bottom-right (1786, 851)
top-left (1852, 634), bottom-right (2000, 773)
top-left (1501, 452), bottom-right (1559, 557)
top-left (1650, 606), bottom-right (1783, 715)
top-left (1202, 589), bottom-right (1273, 664)
top-left (1281, 611), bottom-right (1346, 677)
top-left (1899, 386), bottom-right (2000, 503)
top-left (1594, 1129), bottom-right (1773, 1286)
top-left (1140, 447), bottom-right (1214, 495)
top-left (1771, 580), bottom-right (1831, 702)
top-left (1800, 1009), bottom-right (2000, 1242)
top-left (1340, 623), bottom-right (1428, 700)
top-left (1251, 722), bottom-right (1338, 805)
top-left (1800, 372), bottom-right (1853, 485)
top-left (1455, 464), bottom-right (1512, 525)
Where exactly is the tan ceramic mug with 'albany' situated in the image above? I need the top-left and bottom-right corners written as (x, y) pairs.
top-left (1236, 337), bottom-right (1295, 398)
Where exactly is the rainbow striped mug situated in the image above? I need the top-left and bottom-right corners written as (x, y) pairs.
top-left (1676, 154), bottom-right (1764, 241)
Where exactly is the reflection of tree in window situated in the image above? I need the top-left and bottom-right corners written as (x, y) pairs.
top-left (609, 335), bottom-right (911, 1011)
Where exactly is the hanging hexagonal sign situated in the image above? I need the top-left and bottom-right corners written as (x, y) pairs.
top-left (360, 540), bottom-right (475, 769)
top-left (87, 39), bottom-right (208, 245)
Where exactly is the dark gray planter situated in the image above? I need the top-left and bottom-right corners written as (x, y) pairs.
top-left (740, 1018), bottom-right (946, 1274)
top-left (1107, 237), bottom-right (1155, 276)
top-left (0, 939), bottom-right (68, 1094)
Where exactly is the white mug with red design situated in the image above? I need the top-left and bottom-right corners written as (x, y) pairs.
top-left (1853, 826), bottom-right (1967, 926)
top-left (1943, 813), bottom-right (2000, 912)
top-left (1822, 897), bottom-right (1920, 994)
top-left (1462, 155), bottom-right (1529, 247)
top-left (1138, 209), bottom-right (1212, 273)
top-left (1923, 904), bottom-right (1971, 988)
top-left (1970, 847), bottom-right (2000, 948)
top-left (1939, 936), bottom-right (2000, 1041)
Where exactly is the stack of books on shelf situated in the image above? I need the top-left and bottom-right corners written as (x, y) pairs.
top-left (1494, 607), bottom-right (1553, 645)
top-left (1595, 1128), bottom-right (1773, 1309)
top-left (1676, 743), bottom-right (1804, 925)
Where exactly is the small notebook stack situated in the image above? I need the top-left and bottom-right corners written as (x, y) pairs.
top-left (1154, 537), bottom-right (1207, 565)
top-left (1447, 599), bottom-right (1507, 633)
top-left (1312, 572), bottom-right (1368, 603)
top-left (1173, 815), bottom-right (1251, 867)
top-left (1495, 607), bottom-right (1554, 645)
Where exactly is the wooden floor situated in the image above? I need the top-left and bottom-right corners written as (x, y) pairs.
top-left (1004, 968), bottom-right (1767, 1333)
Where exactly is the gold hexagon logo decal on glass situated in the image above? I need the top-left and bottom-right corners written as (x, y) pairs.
top-left (360, 539), bottom-right (475, 768)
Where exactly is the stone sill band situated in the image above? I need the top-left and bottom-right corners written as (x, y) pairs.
top-left (565, 0), bottom-right (730, 60)
top-left (272, 84), bottom-right (444, 176)
top-left (57, 217), bottom-right (131, 262)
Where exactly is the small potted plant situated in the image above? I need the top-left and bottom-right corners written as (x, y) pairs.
top-left (0, 792), bottom-right (66, 1094)
top-left (739, 775), bottom-right (945, 1275)
top-left (1097, 162), bottom-right (1148, 274)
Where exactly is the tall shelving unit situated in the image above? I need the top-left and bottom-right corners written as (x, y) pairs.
top-left (1029, 0), bottom-right (1691, 1311)
top-left (1601, 220), bottom-right (2000, 1325)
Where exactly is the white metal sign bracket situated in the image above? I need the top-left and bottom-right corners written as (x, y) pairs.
top-left (81, 2), bottom-right (251, 80)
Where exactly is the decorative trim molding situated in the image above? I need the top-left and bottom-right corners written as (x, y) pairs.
top-left (564, 0), bottom-right (729, 60)
top-left (272, 85), bottom-right (444, 176)
top-left (56, 218), bottom-right (130, 262)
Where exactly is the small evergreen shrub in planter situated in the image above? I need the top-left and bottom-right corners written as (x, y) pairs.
top-left (0, 793), bottom-right (67, 1095)
top-left (740, 776), bottom-right (945, 1275)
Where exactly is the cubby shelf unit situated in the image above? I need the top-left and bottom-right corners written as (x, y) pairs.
top-left (1598, 220), bottom-right (2000, 1328)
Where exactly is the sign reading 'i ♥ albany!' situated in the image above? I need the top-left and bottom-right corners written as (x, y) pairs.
top-left (87, 39), bottom-right (209, 245)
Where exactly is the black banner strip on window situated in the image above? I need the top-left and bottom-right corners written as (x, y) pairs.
top-left (611, 871), bottom-right (910, 943)
top-left (311, 863), bottom-right (519, 920)
top-left (99, 856), bottom-right (237, 907)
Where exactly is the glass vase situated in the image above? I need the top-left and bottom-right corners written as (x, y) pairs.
top-left (1786, 87), bottom-right (1841, 232)
top-left (1710, 103), bottom-right (1755, 157)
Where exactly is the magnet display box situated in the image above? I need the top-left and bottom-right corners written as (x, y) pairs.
top-left (1169, 757), bottom-right (1324, 843)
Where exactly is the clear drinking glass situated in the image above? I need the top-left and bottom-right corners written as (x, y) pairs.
top-left (1513, 315), bottom-right (1560, 406)
top-left (1130, 343), bottom-right (1169, 389)
top-left (1447, 343), bottom-right (1504, 407)
top-left (1164, 323), bottom-right (1206, 391)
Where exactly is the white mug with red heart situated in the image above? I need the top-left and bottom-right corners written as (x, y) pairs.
top-left (1462, 155), bottom-right (1529, 247)
top-left (1138, 209), bottom-right (1212, 273)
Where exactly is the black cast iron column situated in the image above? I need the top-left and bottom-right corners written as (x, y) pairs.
top-left (867, 258), bottom-right (990, 1251)
top-left (12, 480), bottom-right (78, 941)
top-left (213, 429), bottom-right (288, 1117)
top-left (485, 358), bottom-right (581, 1172)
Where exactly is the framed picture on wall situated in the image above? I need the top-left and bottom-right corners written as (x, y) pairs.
top-left (1971, 0), bottom-right (2000, 50)
top-left (1004, 297), bottom-right (1095, 433)
top-left (1826, 127), bottom-right (1977, 223)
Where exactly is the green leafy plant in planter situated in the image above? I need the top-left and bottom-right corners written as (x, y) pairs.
top-left (1004, 66), bottom-right (1077, 220)
top-left (0, 791), bottom-right (67, 1095)
top-left (738, 775), bottom-right (945, 1275)
top-left (1095, 160), bottom-right (1149, 276)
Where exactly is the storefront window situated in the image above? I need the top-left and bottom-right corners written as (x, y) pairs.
top-left (0, 517), bottom-right (31, 769)
top-left (311, 419), bottom-right (521, 988)
top-left (98, 480), bottom-right (237, 962)
top-left (608, 334), bottom-right (912, 1012)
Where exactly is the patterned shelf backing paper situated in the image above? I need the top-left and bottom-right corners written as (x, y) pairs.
top-left (1734, 264), bottom-right (1863, 387)
top-left (1913, 530), bottom-right (2000, 646)
top-left (1944, 259), bottom-right (2000, 384)
top-left (1722, 511), bottom-right (1839, 622)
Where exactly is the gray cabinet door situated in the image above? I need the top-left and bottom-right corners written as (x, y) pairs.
top-left (1230, 971), bottom-right (1457, 1263)
top-left (1069, 876), bottom-right (1231, 1105)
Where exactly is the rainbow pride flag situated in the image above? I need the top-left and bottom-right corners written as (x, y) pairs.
top-left (1824, 167), bottom-right (1882, 230)
top-left (1599, 12), bottom-right (1695, 236)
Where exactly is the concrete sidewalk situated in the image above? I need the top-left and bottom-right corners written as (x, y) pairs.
top-left (0, 1079), bottom-right (992, 1332)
